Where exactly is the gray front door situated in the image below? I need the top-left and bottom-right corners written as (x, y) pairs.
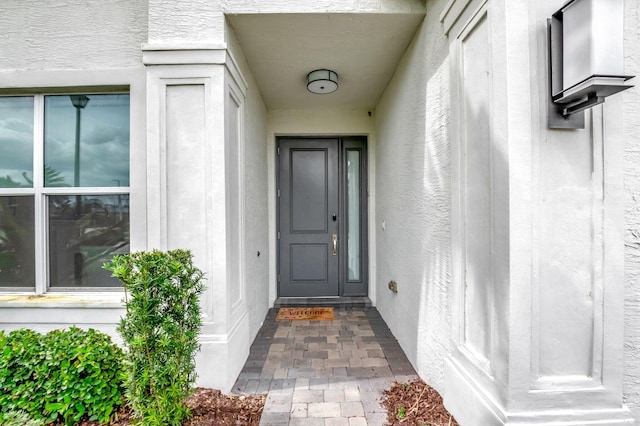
top-left (277, 137), bottom-right (367, 298)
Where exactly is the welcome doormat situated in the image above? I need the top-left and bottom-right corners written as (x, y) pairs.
top-left (276, 307), bottom-right (334, 321)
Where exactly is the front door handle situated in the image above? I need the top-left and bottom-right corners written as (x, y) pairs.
top-left (332, 234), bottom-right (338, 256)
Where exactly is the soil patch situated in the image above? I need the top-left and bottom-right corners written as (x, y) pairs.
top-left (382, 379), bottom-right (459, 426)
top-left (72, 388), bottom-right (265, 426)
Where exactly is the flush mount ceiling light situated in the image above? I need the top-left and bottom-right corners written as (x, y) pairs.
top-left (307, 69), bottom-right (339, 94)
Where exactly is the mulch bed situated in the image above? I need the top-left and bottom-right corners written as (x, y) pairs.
top-left (72, 388), bottom-right (265, 426)
top-left (382, 379), bottom-right (459, 426)
top-left (68, 380), bottom-right (455, 426)
top-left (185, 388), bottom-right (265, 426)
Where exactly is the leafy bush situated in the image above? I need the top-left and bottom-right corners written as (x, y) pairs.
top-left (104, 249), bottom-right (205, 425)
top-left (0, 327), bottom-right (125, 425)
top-left (0, 410), bottom-right (45, 426)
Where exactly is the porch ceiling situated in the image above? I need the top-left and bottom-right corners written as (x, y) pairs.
top-left (226, 13), bottom-right (425, 110)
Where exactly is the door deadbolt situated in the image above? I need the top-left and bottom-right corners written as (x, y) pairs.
top-left (332, 214), bottom-right (337, 221)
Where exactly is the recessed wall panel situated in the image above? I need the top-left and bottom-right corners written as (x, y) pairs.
top-left (226, 91), bottom-right (243, 311)
top-left (165, 85), bottom-right (206, 251)
top-left (537, 108), bottom-right (598, 379)
top-left (461, 13), bottom-right (492, 365)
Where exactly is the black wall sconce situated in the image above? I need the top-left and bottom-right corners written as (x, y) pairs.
top-left (548, 0), bottom-right (634, 129)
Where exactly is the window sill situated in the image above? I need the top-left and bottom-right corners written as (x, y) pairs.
top-left (0, 293), bottom-right (125, 309)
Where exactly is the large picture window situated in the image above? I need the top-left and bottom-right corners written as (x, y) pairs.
top-left (0, 93), bottom-right (130, 290)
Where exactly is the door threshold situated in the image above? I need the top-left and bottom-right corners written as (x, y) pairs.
top-left (274, 296), bottom-right (372, 308)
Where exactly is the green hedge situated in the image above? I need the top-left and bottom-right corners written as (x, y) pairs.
top-left (0, 327), bottom-right (125, 425)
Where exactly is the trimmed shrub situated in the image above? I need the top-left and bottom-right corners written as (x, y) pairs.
top-left (0, 327), bottom-right (125, 425)
top-left (104, 249), bottom-right (205, 426)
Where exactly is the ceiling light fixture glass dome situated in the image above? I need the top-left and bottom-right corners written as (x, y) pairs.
top-left (307, 69), bottom-right (339, 94)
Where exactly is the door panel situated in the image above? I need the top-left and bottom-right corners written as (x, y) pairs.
top-left (291, 244), bottom-right (328, 281)
top-left (291, 149), bottom-right (329, 233)
top-left (279, 139), bottom-right (339, 297)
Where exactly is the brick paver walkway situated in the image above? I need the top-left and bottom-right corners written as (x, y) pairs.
top-left (232, 308), bottom-right (418, 425)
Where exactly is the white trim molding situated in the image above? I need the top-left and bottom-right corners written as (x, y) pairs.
top-left (142, 43), bottom-right (227, 65)
top-left (142, 43), bottom-right (248, 95)
top-left (440, 0), bottom-right (480, 36)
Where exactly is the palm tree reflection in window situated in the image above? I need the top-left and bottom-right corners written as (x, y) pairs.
top-left (0, 196), bottom-right (35, 287)
top-left (48, 193), bottom-right (129, 287)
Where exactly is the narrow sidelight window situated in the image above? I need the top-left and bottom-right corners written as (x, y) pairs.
top-left (346, 149), bottom-right (361, 281)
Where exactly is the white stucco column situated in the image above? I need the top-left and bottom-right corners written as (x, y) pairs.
top-left (442, 0), bottom-right (634, 424)
top-left (142, 44), bottom-right (251, 391)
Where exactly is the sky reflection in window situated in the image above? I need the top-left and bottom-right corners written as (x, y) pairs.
top-left (44, 94), bottom-right (130, 187)
top-left (0, 97), bottom-right (34, 188)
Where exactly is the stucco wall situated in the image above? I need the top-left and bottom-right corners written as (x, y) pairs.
top-left (0, 0), bottom-right (147, 70)
top-left (375, 1), bottom-right (639, 422)
top-left (148, 0), bottom-right (423, 44)
top-left (226, 25), bottom-right (271, 342)
top-left (623, 0), bottom-right (640, 420)
top-left (374, 0), bottom-right (452, 391)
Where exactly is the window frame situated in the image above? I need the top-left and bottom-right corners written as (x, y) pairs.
top-left (0, 92), bottom-right (131, 293)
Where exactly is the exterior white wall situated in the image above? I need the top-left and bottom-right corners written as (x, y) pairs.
top-left (0, 0), bottom-right (147, 70)
top-left (143, 54), bottom-right (231, 388)
top-left (520, 1), bottom-right (630, 421)
top-left (446, 2), bottom-right (513, 416)
top-left (443, 1), bottom-right (519, 420)
top-left (442, 0), bottom-right (634, 424)
top-left (373, 0), bottom-right (453, 391)
top-left (225, 24), bottom-right (271, 361)
top-left (142, 35), bottom-right (269, 391)
top-left (623, 0), bottom-right (640, 420)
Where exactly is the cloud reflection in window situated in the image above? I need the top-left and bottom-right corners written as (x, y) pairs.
top-left (44, 94), bottom-right (130, 187)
